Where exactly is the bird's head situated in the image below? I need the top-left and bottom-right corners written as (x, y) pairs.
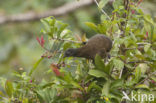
top-left (64, 48), bottom-right (77, 58)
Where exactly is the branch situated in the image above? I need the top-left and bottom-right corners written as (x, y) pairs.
top-left (94, 0), bottom-right (111, 20)
top-left (127, 60), bottom-right (153, 64)
top-left (119, 68), bottom-right (123, 79)
top-left (137, 71), bottom-right (156, 85)
top-left (50, 37), bottom-right (82, 43)
top-left (0, 0), bottom-right (94, 25)
top-left (123, 46), bottom-right (144, 50)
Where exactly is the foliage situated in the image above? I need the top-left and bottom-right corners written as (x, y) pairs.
top-left (0, 0), bottom-right (156, 103)
top-left (0, 0), bottom-right (98, 77)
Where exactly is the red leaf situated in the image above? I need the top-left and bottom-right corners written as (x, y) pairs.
top-left (137, 0), bottom-right (143, 6)
top-left (51, 64), bottom-right (61, 76)
top-left (41, 35), bottom-right (45, 47)
top-left (36, 37), bottom-right (41, 45)
top-left (131, 10), bottom-right (135, 14)
top-left (151, 80), bottom-right (156, 86)
top-left (36, 35), bottom-right (45, 48)
top-left (29, 80), bottom-right (32, 83)
top-left (48, 55), bottom-right (52, 59)
top-left (146, 32), bottom-right (148, 37)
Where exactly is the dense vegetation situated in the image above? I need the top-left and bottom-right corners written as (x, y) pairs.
top-left (0, 0), bottom-right (156, 103)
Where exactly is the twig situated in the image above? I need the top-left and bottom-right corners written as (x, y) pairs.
top-left (137, 42), bottom-right (150, 45)
top-left (119, 68), bottom-right (123, 79)
top-left (94, 0), bottom-right (111, 20)
top-left (137, 71), bottom-right (156, 85)
top-left (124, 46), bottom-right (144, 50)
top-left (124, 48), bottom-right (137, 50)
top-left (50, 37), bottom-right (82, 43)
top-left (123, 0), bottom-right (130, 35)
top-left (41, 37), bottom-right (82, 58)
top-left (0, 0), bottom-right (94, 25)
top-left (127, 61), bottom-right (152, 64)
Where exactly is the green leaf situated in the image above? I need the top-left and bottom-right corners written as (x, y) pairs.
top-left (57, 23), bottom-right (68, 38)
top-left (97, 23), bottom-right (107, 34)
top-left (29, 58), bottom-right (44, 76)
top-left (41, 18), bottom-right (50, 32)
top-left (49, 27), bottom-right (55, 37)
top-left (147, 48), bottom-right (156, 60)
top-left (95, 55), bottom-right (105, 69)
top-left (150, 25), bottom-right (154, 41)
top-left (130, 32), bottom-right (137, 42)
top-left (98, 0), bottom-right (109, 9)
top-left (112, 58), bottom-right (124, 70)
top-left (34, 90), bottom-right (46, 103)
top-left (63, 42), bottom-right (72, 51)
top-left (71, 81), bottom-right (83, 91)
top-left (101, 14), bottom-right (107, 21)
top-left (41, 17), bottom-right (56, 37)
top-left (113, 0), bottom-right (123, 9)
top-left (49, 17), bottom-right (56, 27)
top-left (87, 82), bottom-right (102, 92)
top-left (135, 84), bottom-right (149, 89)
top-left (151, 76), bottom-right (156, 82)
top-left (124, 36), bottom-right (136, 48)
top-left (87, 97), bottom-right (99, 103)
top-left (138, 63), bottom-right (148, 75)
top-left (126, 80), bottom-right (136, 86)
top-left (63, 73), bottom-right (83, 90)
top-left (42, 82), bottom-right (54, 89)
top-left (105, 62), bottom-right (113, 75)
top-left (144, 44), bottom-right (151, 52)
top-left (95, 54), bottom-right (112, 74)
top-left (50, 41), bottom-right (64, 52)
top-left (135, 66), bottom-right (141, 82)
top-left (85, 22), bottom-right (98, 32)
top-left (5, 80), bottom-right (14, 97)
top-left (22, 98), bottom-right (29, 103)
top-left (0, 90), bottom-right (5, 98)
top-left (102, 80), bottom-right (110, 96)
top-left (111, 79), bottom-right (123, 89)
top-left (144, 15), bottom-right (154, 25)
top-left (88, 69), bottom-right (108, 79)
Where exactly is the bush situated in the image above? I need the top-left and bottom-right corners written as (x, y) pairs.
top-left (0, 0), bottom-right (156, 103)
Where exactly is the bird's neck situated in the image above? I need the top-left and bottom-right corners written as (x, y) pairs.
top-left (73, 46), bottom-right (86, 57)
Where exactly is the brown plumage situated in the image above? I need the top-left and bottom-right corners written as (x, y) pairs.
top-left (64, 34), bottom-right (112, 59)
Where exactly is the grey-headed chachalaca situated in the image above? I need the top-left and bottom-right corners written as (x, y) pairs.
top-left (64, 34), bottom-right (112, 60)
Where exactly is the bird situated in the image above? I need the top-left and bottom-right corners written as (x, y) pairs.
top-left (64, 34), bottom-right (112, 60)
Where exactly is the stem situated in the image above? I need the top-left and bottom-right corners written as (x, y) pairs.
top-left (119, 68), bottom-right (123, 79)
top-left (50, 37), bottom-right (82, 43)
top-left (94, 0), bottom-right (111, 20)
top-left (123, 46), bottom-right (144, 50)
top-left (136, 71), bottom-right (156, 85)
top-left (127, 61), bottom-right (152, 64)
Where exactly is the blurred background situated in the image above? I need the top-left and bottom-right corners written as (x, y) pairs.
top-left (0, 0), bottom-right (156, 79)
